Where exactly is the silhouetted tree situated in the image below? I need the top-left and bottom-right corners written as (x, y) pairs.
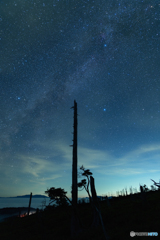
top-left (45, 187), bottom-right (72, 207)
top-left (140, 184), bottom-right (149, 192)
top-left (78, 165), bottom-right (93, 203)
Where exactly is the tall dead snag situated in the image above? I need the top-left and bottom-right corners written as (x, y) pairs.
top-left (90, 176), bottom-right (100, 228)
top-left (28, 192), bottom-right (32, 216)
top-left (71, 100), bottom-right (82, 237)
top-left (72, 100), bottom-right (78, 207)
top-left (90, 176), bottom-right (110, 240)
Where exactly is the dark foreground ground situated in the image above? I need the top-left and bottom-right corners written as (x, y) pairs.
top-left (0, 190), bottom-right (160, 240)
top-left (0, 207), bottom-right (37, 222)
top-left (0, 207), bottom-right (36, 215)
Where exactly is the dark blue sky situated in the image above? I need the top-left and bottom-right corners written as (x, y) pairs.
top-left (0, 0), bottom-right (160, 197)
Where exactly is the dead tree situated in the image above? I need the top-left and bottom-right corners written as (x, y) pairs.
top-left (70, 101), bottom-right (109, 239)
top-left (71, 100), bottom-right (82, 237)
top-left (72, 100), bottom-right (78, 207)
top-left (90, 176), bottom-right (110, 239)
top-left (28, 192), bottom-right (32, 216)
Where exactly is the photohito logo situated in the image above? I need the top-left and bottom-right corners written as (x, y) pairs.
top-left (130, 231), bottom-right (135, 237)
top-left (130, 231), bottom-right (158, 237)
top-left (148, 232), bottom-right (158, 236)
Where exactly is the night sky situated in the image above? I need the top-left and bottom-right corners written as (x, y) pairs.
top-left (1, 0), bottom-right (160, 198)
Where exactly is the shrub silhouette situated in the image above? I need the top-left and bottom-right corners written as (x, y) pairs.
top-left (45, 187), bottom-right (72, 207)
top-left (78, 165), bottom-right (93, 203)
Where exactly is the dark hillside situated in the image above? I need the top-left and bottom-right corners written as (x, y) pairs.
top-left (0, 190), bottom-right (160, 239)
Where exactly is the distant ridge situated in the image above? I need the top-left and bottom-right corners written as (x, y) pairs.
top-left (0, 195), bottom-right (49, 198)
top-left (0, 195), bottom-right (113, 199)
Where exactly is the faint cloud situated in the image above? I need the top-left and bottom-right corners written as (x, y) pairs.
top-left (19, 154), bottom-right (64, 180)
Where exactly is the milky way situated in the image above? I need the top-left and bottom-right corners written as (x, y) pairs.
top-left (0, 1), bottom-right (160, 197)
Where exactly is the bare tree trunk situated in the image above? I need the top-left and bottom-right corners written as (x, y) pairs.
top-left (71, 100), bottom-right (82, 237)
top-left (70, 101), bottom-right (109, 238)
top-left (72, 100), bottom-right (78, 208)
top-left (90, 176), bottom-right (100, 228)
top-left (90, 176), bottom-right (110, 240)
top-left (28, 192), bottom-right (32, 216)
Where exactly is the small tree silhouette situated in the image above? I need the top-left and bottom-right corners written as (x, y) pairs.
top-left (140, 184), bottom-right (149, 192)
top-left (45, 187), bottom-right (72, 207)
top-left (77, 165), bottom-right (93, 203)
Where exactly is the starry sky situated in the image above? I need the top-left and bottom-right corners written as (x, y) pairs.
top-left (1, 0), bottom-right (160, 198)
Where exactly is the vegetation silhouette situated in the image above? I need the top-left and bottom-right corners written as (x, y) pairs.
top-left (77, 165), bottom-right (93, 203)
top-left (1, 181), bottom-right (160, 239)
top-left (151, 178), bottom-right (160, 189)
top-left (45, 187), bottom-right (72, 208)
